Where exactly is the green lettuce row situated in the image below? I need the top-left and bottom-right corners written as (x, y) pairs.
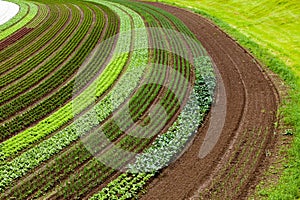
top-left (0, 3), bottom-right (117, 144)
top-left (65, 2), bottom-right (210, 198)
top-left (0, 3), bottom-right (75, 92)
top-left (0, 3), bottom-right (58, 65)
top-left (90, 56), bottom-right (215, 200)
top-left (0, 3), bottom-right (117, 158)
top-left (0, 1), bottom-right (38, 40)
top-left (0, 3), bottom-right (79, 110)
top-left (0, 3), bottom-right (67, 79)
top-left (0, 1), bottom-right (148, 192)
top-left (26, 2), bottom-right (49, 28)
top-left (89, 2), bottom-right (215, 198)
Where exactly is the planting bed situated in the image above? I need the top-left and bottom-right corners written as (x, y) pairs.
top-left (0, 0), bottom-right (280, 199)
top-left (139, 3), bottom-right (279, 199)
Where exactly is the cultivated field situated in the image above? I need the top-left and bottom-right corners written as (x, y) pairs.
top-left (0, 0), bottom-right (297, 199)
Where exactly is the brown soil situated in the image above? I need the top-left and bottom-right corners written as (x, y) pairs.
top-left (0, 27), bottom-right (33, 51)
top-left (140, 2), bottom-right (280, 200)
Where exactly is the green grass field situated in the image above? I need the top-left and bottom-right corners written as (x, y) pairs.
top-left (152, 0), bottom-right (300, 198)
top-left (156, 0), bottom-right (300, 76)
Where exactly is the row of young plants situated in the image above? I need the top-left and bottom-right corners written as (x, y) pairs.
top-left (201, 129), bottom-right (254, 198)
top-left (97, 0), bottom-right (192, 140)
top-left (88, 2), bottom-right (215, 198)
top-left (42, 2), bottom-right (191, 198)
top-left (90, 173), bottom-right (154, 200)
top-left (0, 3), bottom-right (78, 106)
top-left (0, 36), bottom-right (123, 160)
top-left (47, 123), bottom-right (151, 199)
top-left (202, 128), bottom-right (268, 199)
top-left (0, 1), bottom-right (38, 40)
top-left (0, 3), bottom-right (90, 110)
top-left (0, 4), bottom-right (47, 51)
top-left (83, 22), bottom-right (189, 180)
top-left (0, 27), bottom-right (34, 51)
top-left (33, 4), bottom-right (152, 198)
top-left (161, 4), bottom-right (300, 197)
top-left (0, 1), bottom-right (148, 193)
top-left (96, 54), bottom-right (191, 157)
top-left (0, 2), bottom-right (116, 154)
top-left (1, 0), bottom-right (211, 198)
top-left (0, 3), bottom-right (103, 138)
top-left (0, 2), bottom-right (48, 49)
top-left (90, 55), bottom-right (215, 199)
top-left (0, 143), bottom-right (93, 200)
top-left (26, 2), bottom-right (49, 28)
top-left (2, 0), bottom-right (213, 198)
top-left (0, 3), bottom-right (75, 90)
top-left (54, 136), bottom-right (150, 199)
top-left (49, 2), bottom-right (204, 198)
top-left (0, 4), bottom-right (63, 74)
top-left (0, 3), bottom-right (119, 144)
top-left (0, 3), bottom-right (84, 138)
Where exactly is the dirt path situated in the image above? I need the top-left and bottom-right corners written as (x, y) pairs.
top-left (140, 2), bottom-right (279, 199)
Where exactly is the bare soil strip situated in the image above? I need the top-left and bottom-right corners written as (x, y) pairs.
top-left (0, 27), bottom-right (33, 51)
top-left (140, 3), bottom-right (279, 199)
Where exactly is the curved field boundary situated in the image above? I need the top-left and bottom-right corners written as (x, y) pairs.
top-left (136, 2), bottom-right (279, 200)
top-left (88, 1), bottom-right (279, 199)
top-left (0, 0), bottom-right (280, 199)
top-left (0, 1), bottom-right (38, 40)
top-left (37, 1), bottom-right (213, 199)
top-left (1, 0), bottom-right (213, 199)
top-left (87, 1), bottom-right (213, 198)
top-left (0, 0), bottom-right (19, 25)
top-left (17, 1), bottom-right (203, 198)
top-left (147, 2), bottom-right (300, 198)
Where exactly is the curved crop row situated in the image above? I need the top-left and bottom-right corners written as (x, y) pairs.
top-left (0, 2), bottom-right (49, 51)
top-left (88, 1), bottom-right (215, 199)
top-left (0, 3), bottom-right (72, 89)
top-left (0, 1), bottom-right (19, 27)
top-left (27, 1), bottom-right (212, 198)
top-left (34, 3), bottom-right (178, 197)
top-left (0, 27), bottom-right (33, 51)
top-left (0, 1), bottom-right (38, 40)
top-left (0, 1), bottom-right (143, 193)
top-left (0, 1), bottom-right (215, 199)
top-left (0, 3), bottom-right (109, 142)
top-left (0, 1), bottom-right (150, 197)
top-left (0, 3), bottom-right (85, 115)
top-left (0, 4), bottom-right (60, 72)
top-left (0, 2), bottom-right (119, 157)
top-left (26, 2), bottom-right (49, 28)
top-left (60, 2), bottom-right (192, 198)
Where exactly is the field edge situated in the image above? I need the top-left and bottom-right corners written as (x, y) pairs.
top-left (147, 1), bottom-right (300, 199)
